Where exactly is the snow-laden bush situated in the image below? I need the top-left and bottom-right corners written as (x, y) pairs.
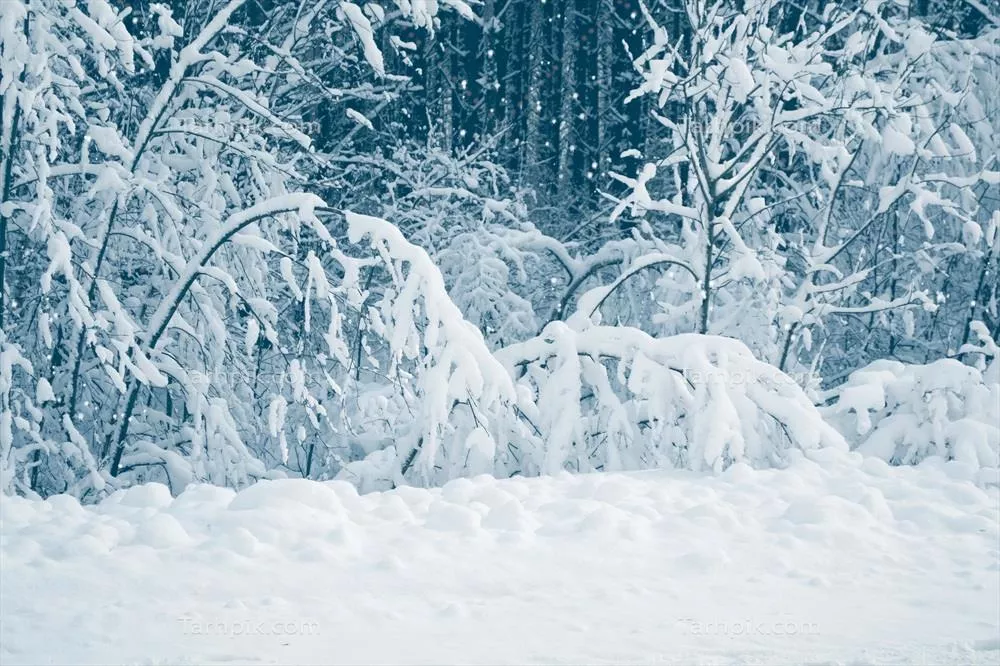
top-left (364, 145), bottom-right (545, 348)
top-left (821, 338), bottom-right (999, 469)
top-left (7, 0), bottom-right (993, 501)
top-left (497, 323), bottom-right (846, 474)
top-left (438, 230), bottom-right (539, 348)
top-left (0, 0), bottom-right (492, 499)
top-left (609, 0), bottom-right (996, 381)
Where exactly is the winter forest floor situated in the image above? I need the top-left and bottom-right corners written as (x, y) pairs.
top-left (1, 448), bottom-right (998, 666)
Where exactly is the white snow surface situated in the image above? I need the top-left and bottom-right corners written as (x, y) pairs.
top-left (2, 448), bottom-right (998, 665)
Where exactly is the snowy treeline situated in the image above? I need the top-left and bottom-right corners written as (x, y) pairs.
top-left (1, 0), bottom-right (997, 499)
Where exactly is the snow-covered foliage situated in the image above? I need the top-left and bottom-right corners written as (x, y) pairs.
top-left (334, 210), bottom-right (517, 486)
top-left (349, 145), bottom-right (545, 348)
top-left (0, 0), bottom-right (497, 498)
top-left (822, 357), bottom-right (999, 469)
top-left (499, 324), bottom-right (846, 474)
top-left (822, 320), bottom-right (999, 469)
top-left (592, 0), bottom-right (999, 379)
top-left (1, 0), bottom-right (997, 499)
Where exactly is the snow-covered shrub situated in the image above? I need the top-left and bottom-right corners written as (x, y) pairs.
top-left (4, 0), bottom-right (993, 502)
top-left (605, 0), bottom-right (996, 380)
top-left (0, 0), bottom-right (487, 499)
top-left (363, 145), bottom-right (545, 348)
top-left (438, 230), bottom-right (538, 347)
top-left (497, 323), bottom-right (846, 475)
top-left (334, 211), bottom-right (517, 482)
top-left (821, 356), bottom-right (999, 469)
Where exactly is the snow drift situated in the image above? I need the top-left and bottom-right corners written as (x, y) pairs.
top-left (2, 447), bottom-right (997, 665)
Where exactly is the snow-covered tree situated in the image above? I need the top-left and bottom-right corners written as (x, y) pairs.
top-left (0, 0), bottom-right (491, 497)
top-left (588, 0), bottom-right (997, 380)
top-left (3, 0), bottom-right (997, 500)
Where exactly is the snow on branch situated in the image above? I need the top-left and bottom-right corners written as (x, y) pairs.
top-left (345, 211), bottom-right (517, 480)
top-left (499, 323), bottom-right (846, 474)
top-left (145, 195), bottom-right (326, 351)
top-left (822, 358), bottom-right (999, 472)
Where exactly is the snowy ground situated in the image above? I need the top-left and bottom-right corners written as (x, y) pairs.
top-left (1, 448), bottom-right (998, 666)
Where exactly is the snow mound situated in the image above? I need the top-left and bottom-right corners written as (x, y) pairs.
top-left (2, 449), bottom-right (998, 665)
top-left (823, 358), bottom-right (1000, 473)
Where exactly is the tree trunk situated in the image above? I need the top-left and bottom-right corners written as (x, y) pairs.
top-left (557, 0), bottom-right (577, 199)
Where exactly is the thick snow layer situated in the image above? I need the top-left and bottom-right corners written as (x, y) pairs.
top-left (1, 449), bottom-right (998, 665)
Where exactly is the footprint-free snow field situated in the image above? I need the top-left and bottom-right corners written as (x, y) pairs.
top-left (2, 449), bottom-right (998, 665)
